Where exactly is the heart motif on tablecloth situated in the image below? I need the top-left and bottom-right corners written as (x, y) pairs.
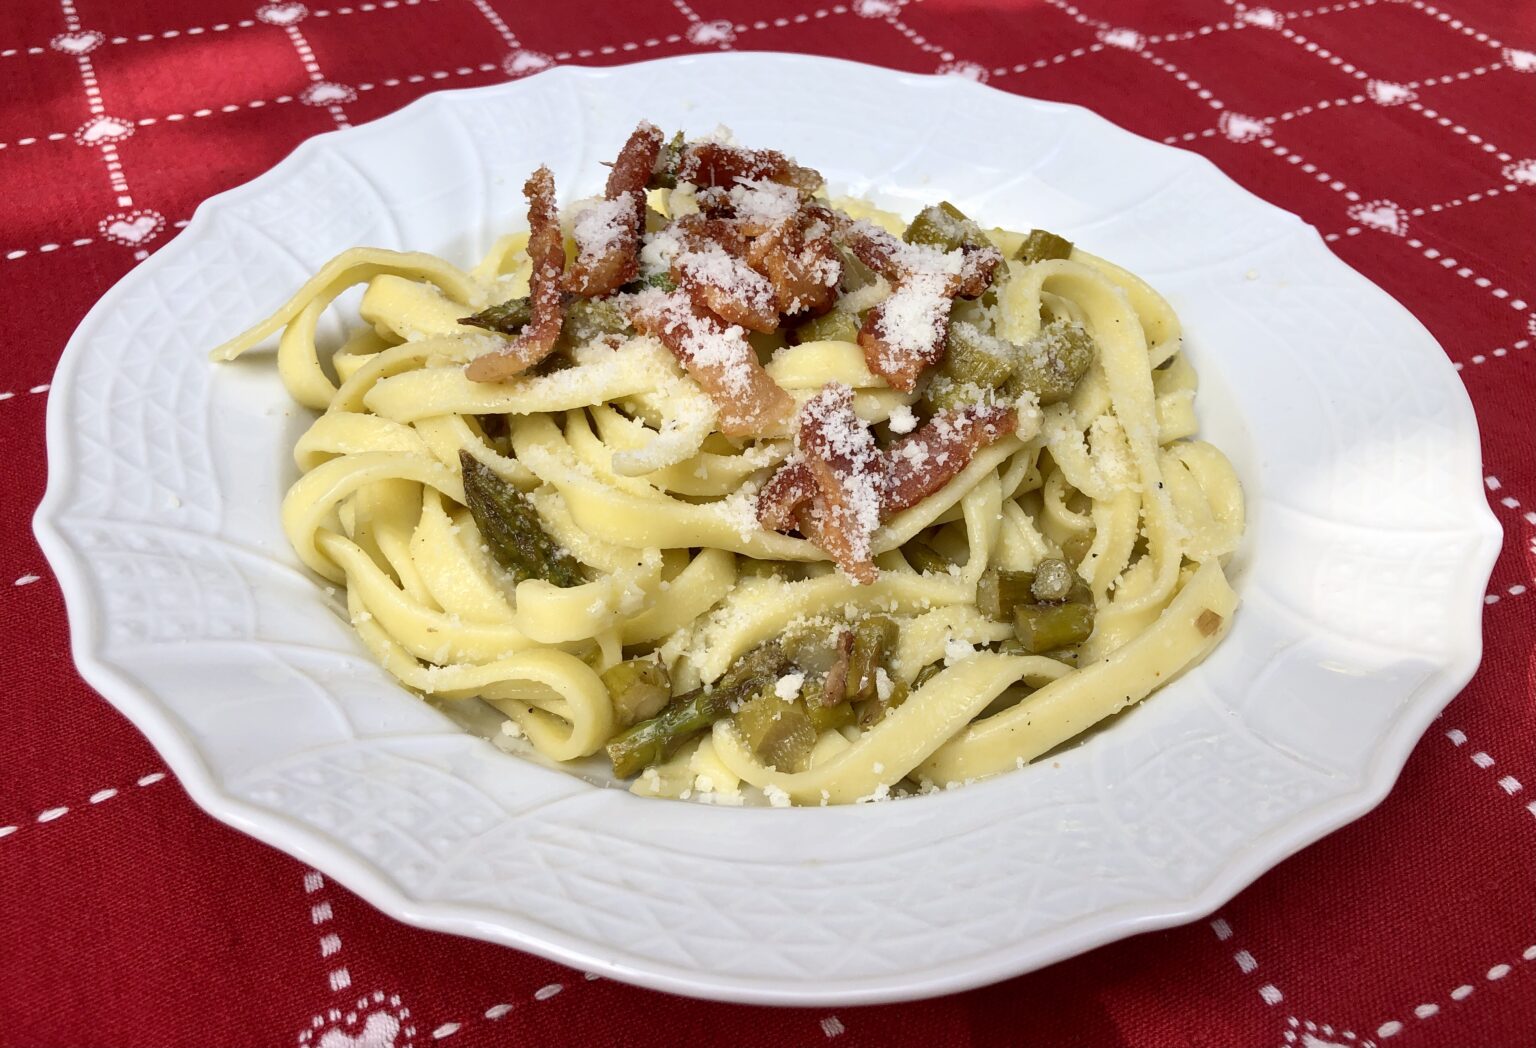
top-left (316, 1013), bottom-right (398, 1048)
top-left (937, 60), bottom-right (988, 83)
top-left (1366, 80), bottom-right (1417, 106)
top-left (687, 20), bottom-right (736, 46)
top-left (50, 29), bottom-right (104, 54)
top-left (1503, 47), bottom-right (1536, 73)
top-left (1238, 7), bottom-right (1284, 29)
top-left (297, 993), bottom-right (413, 1048)
top-left (98, 210), bottom-right (166, 247)
top-left (74, 115), bottom-right (135, 145)
top-left (1347, 199), bottom-right (1408, 236)
top-left (256, 2), bottom-right (308, 26)
top-left (853, 0), bottom-right (900, 16)
top-left (1281, 1017), bottom-right (1377, 1048)
top-left (1098, 27), bottom-right (1145, 51)
top-left (1218, 111), bottom-right (1271, 143)
top-left (502, 50), bottom-right (553, 77)
top-left (301, 81), bottom-right (356, 106)
top-left (1503, 158), bottom-right (1536, 185)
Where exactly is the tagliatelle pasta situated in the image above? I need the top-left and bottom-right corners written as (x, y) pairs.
top-left (212, 123), bottom-right (1244, 806)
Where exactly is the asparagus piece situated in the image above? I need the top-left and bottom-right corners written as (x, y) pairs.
top-left (1060, 532), bottom-right (1095, 567)
top-left (904, 201), bottom-right (977, 252)
top-left (944, 321), bottom-right (1016, 388)
top-left (1007, 319), bottom-right (1095, 405)
top-left (606, 642), bottom-right (790, 777)
top-left (1015, 228), bottom-right (1073, 264)
top-left (733, 687), bottom-right (818, 772)
top-left (923, 375), bottom-right (993, 413)
top-left (561, 296), bottom-right (633, 346)
top-left (621, 271), bottom-right (678, 294)
top-left (858, 674), bottom-right (909, 728)
top-left (458, 451), bottom-right (584, 587)
top-left (600, 658), bottom-right (671, 728)
top-left (791, 309), bottom-right (862, 345)
top-left (927, 317), bottom-right (1095, 414)
top-left (911, 662), bottom-right (943, 690)
top-left (903, 538), bottom-right (953, 575)
top-left (976, 567), bottom-right (1042, 623)
top-left (648, 130), bottom-right (687, 189)
top-left (474, 412), bottom-right (509, 441)
top-left (1030, 557), bottom-right (1075, 603)
top-left (605, 687), bottom-right (723, 778)
top-left (1013, 601), bottom-right (1095, 652)
top-left (846, 615), bottom-right (900, 704)
top-left (460, 296), bottom-right (532, 335)
top-left (781, 627), bottom-right (839, 675)
top-left (804, 684), bottom-right (857, 734)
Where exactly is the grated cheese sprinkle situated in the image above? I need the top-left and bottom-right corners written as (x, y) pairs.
top-left (774, 672), bottom-right (806, 701)
top-left (572, 192), bottom-right (636, 264)
top-left (871, 271), bottom-right (952, 373)
top-left (727, 178), bottom-right (803, 226)
top-left (639, 227), bottom-right (682, 275)
top-left (629, 288), bottom-right (759, 398)
top-left (674, 241), bottom-right (777, 317)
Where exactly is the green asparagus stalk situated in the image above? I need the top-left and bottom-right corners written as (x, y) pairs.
top-left (458, 451), bottom-right (584, 587)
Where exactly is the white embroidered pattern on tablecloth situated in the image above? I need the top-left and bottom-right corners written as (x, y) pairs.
top-left (3, 0), bottom-right (1531, 1036)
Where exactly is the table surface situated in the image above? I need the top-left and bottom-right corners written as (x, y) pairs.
top-left (3, 0), bottom-right (1533, 1045)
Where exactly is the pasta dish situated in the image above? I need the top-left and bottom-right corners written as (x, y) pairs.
top-left (213, 122), bottom-right (1244, 806)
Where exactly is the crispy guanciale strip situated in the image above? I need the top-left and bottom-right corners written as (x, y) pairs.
top-left (681, 190), bottom-right (839, 319)
top-left (845, 223), bottom-right (954, 391)
top-left (607, 120), bottom-right (664, 199)
top-left (671, 240), bottom-right (781, 332)
top-left (843, 220), bottom-right (999, 297)
top-left (881, 402), bottom-right (1018, 514)
top-left (466, 167), bottom-right (567, 382)
top-left (842, 221), bottom-right (1000, 391)
top-left (626, 289), bottom-right (795, 436)
top-left (796, 384), bottom-right (884, 583)
top-left (955, 242), bottom-right (1003, 298)
top-left (664, 213), bottom-right (779, 330)
top-left (835, 221), bottom-right (927, 281)
top-left (565, 122), bottom-right (664, 297)
top-left (696, 179), bottom-right (804, 234)
top-left (857, 273), bottom-right (955, 393)
top-left (746, 207), bottom-right (842, 316)
top-left (676, 142), bottom-right (824, 191)
top-left (755, 458), bottom-right (816, 532)
top-left (671, 212), bottom-right (750, 254)
top-left (756, 395), bottom-right (1019, 582)
top-left (820, 627), bottom-right (854, 706)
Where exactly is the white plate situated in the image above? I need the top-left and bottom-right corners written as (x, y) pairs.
top-left (35, 53), bottom-right (1500, 1005)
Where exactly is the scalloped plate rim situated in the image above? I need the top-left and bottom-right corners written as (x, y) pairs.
top-left (33, 52), bottom-right (1503, 1005)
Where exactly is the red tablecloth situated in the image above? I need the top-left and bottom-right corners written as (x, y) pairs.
top-left (3, 0), bottom-right (1533, 1044)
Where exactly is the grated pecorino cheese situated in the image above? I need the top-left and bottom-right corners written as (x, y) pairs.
top-left (674, 241), bottom-right (777, 318)
top-left (886, 403), bottom-right (918, 434)
top-left (629, 287), bottom-right (759, 398)
top-left (799, 384), bottom-right (884, 572)
top-left (870, 271), bottom-right (952, 373)
top-left (727, 179), bottom-right (804, 226)
top-left (639, 227), bottom-right (682, 275)
top-left (572, 192), bottom-right (637, 264)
